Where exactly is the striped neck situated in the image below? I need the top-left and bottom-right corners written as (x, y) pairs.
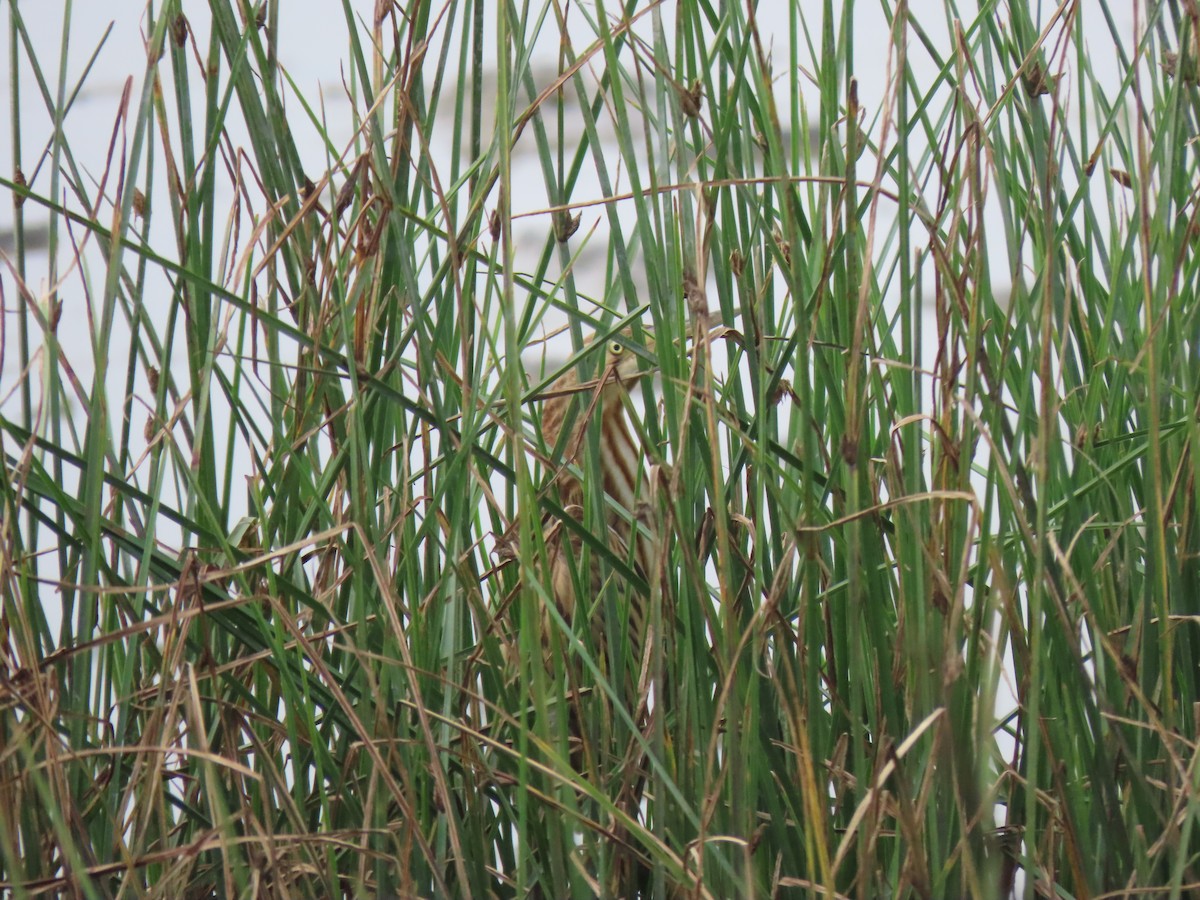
top-left (594, 390), bottom-right (654, 586)
top-left (543, 364), bottom-right (651, 561)
top-left (597, 392), bottom-right (639, 519)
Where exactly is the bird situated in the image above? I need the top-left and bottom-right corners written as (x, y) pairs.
top-left (486, 326), bottom-right (660, 875)
top-left (491, 325), bottom-right (660, 676)
top-left (529, 325), bottom-right (663, 894)
top-left (487, 323), bottom-right (708, 896)
top-left (537, 327), bottom-right (658, 663)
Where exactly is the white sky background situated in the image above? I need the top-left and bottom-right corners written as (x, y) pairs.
top-left (1, 0), bottom-right (1140, 380)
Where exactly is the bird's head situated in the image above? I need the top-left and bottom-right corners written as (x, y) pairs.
top-left (598, 327), bottom-right (655, 388)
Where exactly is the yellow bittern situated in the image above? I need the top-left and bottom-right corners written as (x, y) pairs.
top-left (491, 326), bottom-right (659, 673)
top-left (512, 325), bottom-right (660, 891)
top-left (536, 328), bottom-right (657, 663)
top-left (489, 325), bottom-right (677, 896)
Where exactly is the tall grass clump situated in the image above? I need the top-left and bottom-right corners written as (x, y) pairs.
top-left (2, 0), bottom-right (1199, 896)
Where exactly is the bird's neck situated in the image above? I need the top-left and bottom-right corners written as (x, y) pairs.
top-left (597, 394), bottom-right (639, 516)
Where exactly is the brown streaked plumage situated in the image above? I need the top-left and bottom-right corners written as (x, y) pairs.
top-left (537, 330), bottom-right (656, 654)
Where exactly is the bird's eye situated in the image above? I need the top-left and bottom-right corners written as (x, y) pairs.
top-left (609, 340), bottom-right (624, 355)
